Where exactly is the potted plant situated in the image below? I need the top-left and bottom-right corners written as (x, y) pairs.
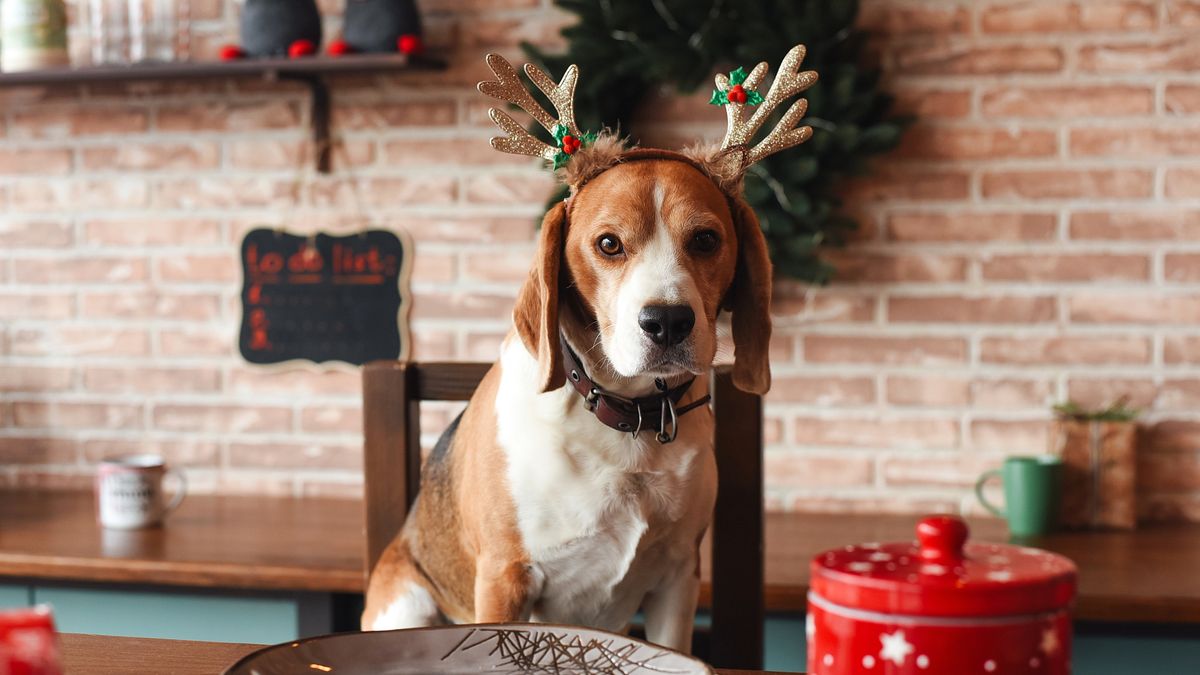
top-left (1051, 398), bottom-right (1140, 530)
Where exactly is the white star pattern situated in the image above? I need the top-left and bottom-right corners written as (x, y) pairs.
top-left (822, 654), bottom-right (833, 667)
top-left (920, 563), bottom-right (948, 575)
top-left (868, 552), bottom-right (893, 562)
top-left (806, 613), bottom-right (815, 638)
top-left (847, 561), bottom-right (874, 573)
top-left (862, 655), bottom-right (876, 669)
top-left (916, 654), bottom-right (930, 669)
top-left (986, 569), bottom-right (1014, 582)
top-left (1040, 627), bottom-right (1060, 655)
top-left (879, 629), bottom-right (914, 666)
top-left (984, 659), bottom-right (997, 672)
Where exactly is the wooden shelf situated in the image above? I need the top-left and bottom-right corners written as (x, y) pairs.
top-left (0, 54), bottom-right (447, 173)
top-left (0, 54), bottom-right (445, 87)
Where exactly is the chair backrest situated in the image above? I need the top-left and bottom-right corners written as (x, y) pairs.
top-left (362, 361), bottom-right (764, 669)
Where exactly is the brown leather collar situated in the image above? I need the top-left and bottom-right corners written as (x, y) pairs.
top-left (560, 337), bottom-right (710, 443)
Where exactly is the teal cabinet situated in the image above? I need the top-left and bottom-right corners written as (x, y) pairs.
top-left (32, 587), bottom-right (299, 644)
top-left (0, 584), bottom-right (31, 609)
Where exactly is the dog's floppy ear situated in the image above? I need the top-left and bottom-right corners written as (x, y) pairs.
top-left (514, 201), bottom-right (568, 393)
top-left (724, 197), bottom-right (773, 395)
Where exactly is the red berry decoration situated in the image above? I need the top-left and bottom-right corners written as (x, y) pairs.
top-left (561, 135), bottom-right (581, 154)
top-left (397, 34), bottom-right (424, 56)
top-left (727, 84), bottom-right (747, 104)
top-left (288, 39), bottom-right (317, 58)
top-left (327, 39), bottom-right (352, 56)
top-left (218, 44), bottom-right (246, 61)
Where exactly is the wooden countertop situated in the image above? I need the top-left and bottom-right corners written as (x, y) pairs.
top-left (57, 633), bottom-right (786, 675)
top-left (4, 489), bottom-right (1199, 623)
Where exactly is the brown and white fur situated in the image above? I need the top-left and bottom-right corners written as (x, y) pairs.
top-left (362, 151), bottom-right (772, 653)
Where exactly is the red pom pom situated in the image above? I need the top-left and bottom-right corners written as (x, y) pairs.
top-left (288, 39), bottom-right (317, 58)
top-left (561, 135), bottom-right (581, 154)
top-left (218, 44), bottom-right (246, 61)
top-left (727, 85), bottom-right (747, 104)
top-left (327, 39), bottom-right (352, 56)
top-left (397, 34), bottom-right (423, 55)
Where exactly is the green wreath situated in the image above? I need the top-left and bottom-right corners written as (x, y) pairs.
top-left (526, 0), bottom-right (908, 283)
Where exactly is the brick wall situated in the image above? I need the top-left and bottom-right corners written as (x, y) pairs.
top-left (2, 0), bottom-right (1199, 521)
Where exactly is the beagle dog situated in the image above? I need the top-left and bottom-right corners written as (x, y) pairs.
top-left (363, 47), bottom-right (817, 653)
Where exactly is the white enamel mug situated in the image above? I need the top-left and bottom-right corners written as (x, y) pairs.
top-left (95, 455), bottom-right (186, 529)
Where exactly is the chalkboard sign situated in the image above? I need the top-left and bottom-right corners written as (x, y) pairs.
top-left (239, 228), bottom-right (410, 366)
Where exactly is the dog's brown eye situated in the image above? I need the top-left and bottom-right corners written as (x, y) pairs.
top-left (597, 234), bottom-right (623, 257)
top-left (691, 230), bottom-right (720, 254)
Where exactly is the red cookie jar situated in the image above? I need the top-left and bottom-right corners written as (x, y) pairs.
top-left (808, 515), bottom-right (1077, 675)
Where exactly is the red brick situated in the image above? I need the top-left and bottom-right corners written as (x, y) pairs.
top-left (0, 148), bottom-right (72, 175)
top-left (157, 177), bottom-right (295, 209)
top-left (82, 142), bottom-right (219, 171)
top-left (299, 406), bottom-right (362, 434)
top-left (299, 481), bottom-right (364, 499)
top-left (772, 293), bottom-right (876, 323)
top-left (838, 168), bottom-right (970, 202)
top-left (157, 101), bottom-right (301, 131)
top-left (153, 404), bottom-right (292, 433)
top-left (383, 137), bottom-right (526, 167)
top-left (1138, 451), bottom-right (1200, 492)
top-left (413, 329), bottom-right (457, 360)
top-left (1142, 421), bottom-right (1200, 452)
top-left (10, 327), bottom-right (148, 356)
top-left (895, 126), bottom-right (1057, 160)
top-left (332, 101), bottom-right (456, 128)
top-left (888, 295), bottom-right (1056, 324)
top-left (982, 169), bottom-right (1153, 199)
top-left (890, 88), bottom-right (972, 119)
top-left (159, 328), bottom-right (234, 357)
top-left (771, 376), bottom-right (876, 406)
top-left (784, 495), bottom-right (960, 516)
top-left (404, 216), bottom-right (537, 244)
top-left (228, 442), bottom-right (362, 470)
top-left (1066, 377), bottom-right (1158, 409)
top-left (0, 219), bottom-right (73, 247)
top-left (886, 212), bottom-right (1057, 242)
top-left (827, 252), bottom-right (968, 284)
top-left (1166, 84), bottom-right (1200, 113)
top-left (10, 107), bottom-right (147, 137)
top-left (85, 218), bottom-right (221, 246)
top-left (227, 368), bottom-right (360, 396)
top-left (309, 176), bottom-right (458, 207)
top-left (1156, 380), bottom-right (1200, 411)
top-left (980, 336), bottom-right (1151, 365)
top-left (859, 3), bottom-right (970, 34)
top-left (1069, 294), bottom-right (1200, 324)
top-left (455, 13), bottom-right (573, 47)
top-left (1070, 126), bottom-right (1200, 157)
top-left (0, 437), bottom-right (77, 464)
top-left (461, 248), bottom-right (531, 283)
top-left (1166, 168), bottom-right (1200, 198)
top-left (804, 336), bottom-right (967, 365)
top-left (886, 376), bottom-right (969, 407)
top-left (982, 85), bottom-right (1154, 118)
top-left (1167, 0), bottom-right (1200, 25)
top-left (1166, 254), bottom-right (1200, 282)
top-left (0, 367), bottom-right (73, 392)
top-left (764, 451), bottom-right (874, 488)
top-left (970, 419), bottom-right (1053, 452)
top-left (14, 401), bottom-right (142, 429)
top-left (881, 453), bottom-right (1005, 487)
top-left (0, 292), bottom-right (73, 319)
top-left (1070, 210), bottom-right (1200, 240)
top-left (1080, 1), bottom-right (1159, 29)
top-left (226, 139), bottom-right (306, 170)
top-left (83, 367), bottom-right (220, 393)
top-left (13, 257), bottom-right (147, 284)
top-left (1165, 336), bottom-right (1200, 364)
top-left (982, 253), bottom-right (1149, 281)
top-left (462, 331), bottom-right (503, 361)
top-left (412, 252), bottom-right (458, 284)
top-left (464, 173), bottom-right (555, 205)
top-left (82, 439), bottom-right (219, 467)
top-left (894, 44), bottom-right (1064, 75)
top-left (972, 379), bottom-right (1055, 409)
top-left (1079, 38), bottom-right (1200, 73)
top-left (156, 254), bottom-right (239, 283)
top-left (794, 415), bottom-right (959, 449)
top-left (981, 2), bottom-right (1077, 32)
top-left (411, 291), bottom-right (515, 321)
top-left (80, 292), bottom-right (221, 321)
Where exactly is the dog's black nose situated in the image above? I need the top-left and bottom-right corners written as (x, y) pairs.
top-left (638, 305), bottom-right (695, 347)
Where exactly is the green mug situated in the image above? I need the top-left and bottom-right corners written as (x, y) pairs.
top-left (975, 455), bottom-right (1062, 537)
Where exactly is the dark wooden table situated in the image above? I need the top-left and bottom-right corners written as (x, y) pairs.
top-left (3, 490), bottom-right (1200, 623)
top-left (57, 633), bottom-right (787, 675)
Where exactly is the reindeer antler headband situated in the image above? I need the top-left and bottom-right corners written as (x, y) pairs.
top-left (477, 45), bottom-right (819, 191)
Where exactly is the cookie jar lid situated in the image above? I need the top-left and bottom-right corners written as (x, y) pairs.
top-left (810, 515), bottom-right (1077, 617)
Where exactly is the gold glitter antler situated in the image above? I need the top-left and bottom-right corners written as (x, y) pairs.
top-left (478, 53), bottom-right (582, 163)
top-left (717, 44), bottom-right (819, 170)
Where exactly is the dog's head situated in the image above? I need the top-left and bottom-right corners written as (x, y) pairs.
top-left (513, 151), bottom-right (772, 396)
top-left (482, 46), bottom-right (817, 397)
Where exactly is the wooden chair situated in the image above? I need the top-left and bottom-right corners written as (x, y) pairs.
top-left (362, 361), bottom-right (765, 669)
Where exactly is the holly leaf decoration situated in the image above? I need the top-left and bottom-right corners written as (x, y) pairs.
top-left (708, 88), bottom-right (727, 105)
top-left (728, 66), bottom-right (748, 86)
top-left (746, 90), bottom-right (765, 105)
top-left (552, 151), bottom-right (571, 169)
top-left (553, 123), bottom-right (570, 143)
